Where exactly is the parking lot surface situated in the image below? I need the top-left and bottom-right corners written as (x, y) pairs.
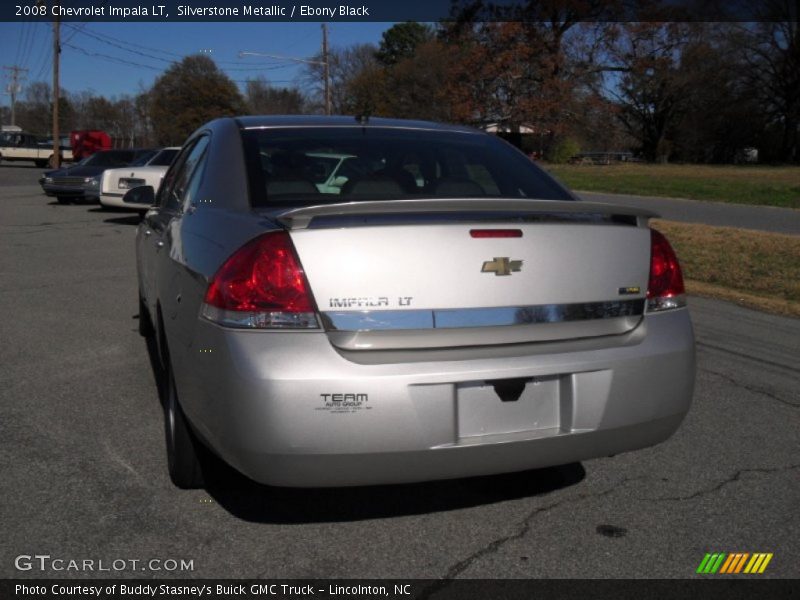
top-left (1, 165), bottom-right (798, 579)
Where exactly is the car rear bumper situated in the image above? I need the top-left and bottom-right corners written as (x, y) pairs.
top-left (173, 309), bottom-right (695, 487)
top-left (100, 192), bottom-right (147, 210)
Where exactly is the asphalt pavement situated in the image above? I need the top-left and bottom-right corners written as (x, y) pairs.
top-left (577, 191), bottom-right (800, 235)
top-left (1, 165), bottom-right (798, 580)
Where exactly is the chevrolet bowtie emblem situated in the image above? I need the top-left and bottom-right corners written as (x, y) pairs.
top-left (481, 257), bottom-right (523, 276)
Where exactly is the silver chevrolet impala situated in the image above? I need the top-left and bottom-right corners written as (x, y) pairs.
top-left (133, 116), bottom-right (695, 489)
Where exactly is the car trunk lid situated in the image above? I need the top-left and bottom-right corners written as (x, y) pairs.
top-left (269, 199), bottom-right (655, 350)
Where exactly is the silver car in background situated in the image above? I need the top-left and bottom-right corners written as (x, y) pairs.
top-left (134, 116), bottom-right (695, 489)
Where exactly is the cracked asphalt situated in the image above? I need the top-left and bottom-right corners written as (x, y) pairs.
top-left (1, 164), bottom-right (798, 580)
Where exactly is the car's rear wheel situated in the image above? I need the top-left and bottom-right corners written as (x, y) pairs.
top-left (164, 364), bottom-right (205, 489)
top-left (35, 159), bottom-right (47, 168)
top-left (56, 196), bottom-right (69, 204)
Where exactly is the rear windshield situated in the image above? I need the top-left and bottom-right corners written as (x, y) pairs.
top-left (84, 150), bottom-right (138, 167)
top-left (149, 148), bottom-right (179, 166)
top-left (240, 126), bottom-right (572, 207)
top-left (130, 150), bottom-right (158, 166)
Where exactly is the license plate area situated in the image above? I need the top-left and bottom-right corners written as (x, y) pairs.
top-left (119, 178), bottom-right (145, 189)
top-left (457, 376), bottom-right (560, 438)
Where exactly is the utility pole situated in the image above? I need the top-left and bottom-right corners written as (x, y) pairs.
top-left (3, 65), bottom-right (28, 126)
top-left (321, 23), bottom-right (331, 115)
top-left (52, 0), bottom-right (61, 168)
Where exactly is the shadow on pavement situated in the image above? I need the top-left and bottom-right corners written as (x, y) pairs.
top-left (104, 215), bottom-right (142, 226)
top-left (204, 461), bottom-right (586, 524)
top-left (85, 206), bottom-right (142, 225)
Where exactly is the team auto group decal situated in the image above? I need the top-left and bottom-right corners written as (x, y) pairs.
top-left (316, 393), bottom-right (371, 413)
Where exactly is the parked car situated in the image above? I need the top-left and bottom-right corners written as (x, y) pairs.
top-left (98, 147), bottom-right (180, 211)
top-left (133, 115), bottom-right (695, 489)
top-left (41, 148), bottom-right (156, 204)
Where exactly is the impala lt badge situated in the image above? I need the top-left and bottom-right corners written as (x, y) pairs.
top-left (482, 257), bottom-right (523, 276)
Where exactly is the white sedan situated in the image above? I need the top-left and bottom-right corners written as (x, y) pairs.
top-left (99, 147), bottom-right (179, 210)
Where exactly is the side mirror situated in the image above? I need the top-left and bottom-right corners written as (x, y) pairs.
top-left (122, 185), bottom-right (155, 206)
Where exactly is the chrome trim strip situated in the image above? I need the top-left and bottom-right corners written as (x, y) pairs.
top-left (321, 299), bottom-right (644, 332)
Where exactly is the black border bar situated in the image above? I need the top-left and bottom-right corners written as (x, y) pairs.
top-left (3, 0), bottom-right (798, 22)
top-left (3, 579), bottom-right (799, 600)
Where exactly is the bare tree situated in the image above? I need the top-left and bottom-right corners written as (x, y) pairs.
top-left (304, 44), bottom-right (380, 114)
top-left (730, 9), bottom-right (799, 162)
top-left (244, 76), bottom-right (305, 114)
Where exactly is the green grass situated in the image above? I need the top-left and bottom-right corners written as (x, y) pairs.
top-left (544, 163), bottom-right (800, 209)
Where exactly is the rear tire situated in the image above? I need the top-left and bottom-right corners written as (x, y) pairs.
top-left (35, 159), bottom-right (47, 168)
top-left (56, 196), bottom-right (70, 205)
top-left (164, 364), bottom-right (205, 489)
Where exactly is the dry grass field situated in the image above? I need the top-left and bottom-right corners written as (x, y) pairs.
top-left (652, 219), bottom-right (800, 317)
top-left (545, 163), bottom-right (800, 209)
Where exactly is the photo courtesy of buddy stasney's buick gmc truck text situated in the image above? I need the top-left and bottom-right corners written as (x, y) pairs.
top-left (131, 115), bottom-right (695, 489)
top-left (14, 583), bottom-right (402, 597)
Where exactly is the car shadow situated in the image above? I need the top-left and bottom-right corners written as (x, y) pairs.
top-left (0, 163), bottom-right (41, 168)
top-left (204, 461), bottom-right (586, 524)
top-left (137, 312), bottom-right (586, 524)
top-left (87, 206), bottom-right (142, 225)
top-left (104, 215), bottom-right (142, 226)
top-left (47, 198), bottom-right (95, 206)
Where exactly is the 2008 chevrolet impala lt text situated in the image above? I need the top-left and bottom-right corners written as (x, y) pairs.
top-left (132, 116), bottom-right (695, 489)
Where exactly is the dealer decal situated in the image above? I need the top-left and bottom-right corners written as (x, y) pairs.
top-left (316, 393), bottom-right (371, 413)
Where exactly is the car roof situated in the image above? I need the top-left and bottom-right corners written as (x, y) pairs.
top-left (233, 115), bottom-right (482, 135)
top-left (96, 148), bottom-right (153, 153)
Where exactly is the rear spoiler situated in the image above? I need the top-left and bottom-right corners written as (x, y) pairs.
top-left (271, 198), bottom-right (659, 230)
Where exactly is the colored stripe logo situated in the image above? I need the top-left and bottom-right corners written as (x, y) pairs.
top-left (696, 553), bottom-right (773, 574)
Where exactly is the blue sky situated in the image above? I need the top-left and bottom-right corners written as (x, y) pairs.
top-left (0, 21), bottom-right (393, 106)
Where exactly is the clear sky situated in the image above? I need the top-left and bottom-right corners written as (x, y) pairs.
top-left (0, 21), bottom-right (393, 106)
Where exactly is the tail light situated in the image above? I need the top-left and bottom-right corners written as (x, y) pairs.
top-left (647, 229), bottom-right (686, 312)
top-left (201, 231), bottom-right (319, 329)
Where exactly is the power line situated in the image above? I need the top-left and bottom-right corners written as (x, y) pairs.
top-left (63, 43), bottom-right (301, 85)
top-left (32, 26), bottom-right (53, 82)
top-left (20, 22), bottom-right (38, 69)
top-left (63, 0), bottom-right (108, 44)
top-left (14, 22), bottom-right (27, 67)
top-left (67, 24), bottom-right (283, 67)
top-left (65, 25), bottom-right (299, 72)
top-left (62, 42), bottom-right (163, 71)
top-left (66, 23), bottom-right (185, 59)
top-left (63, 24), bottom-right (176, 64)
top-left (14, 23), bottom-right (25, 67)
top-left (64, 22), bottom-right (258, 66)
